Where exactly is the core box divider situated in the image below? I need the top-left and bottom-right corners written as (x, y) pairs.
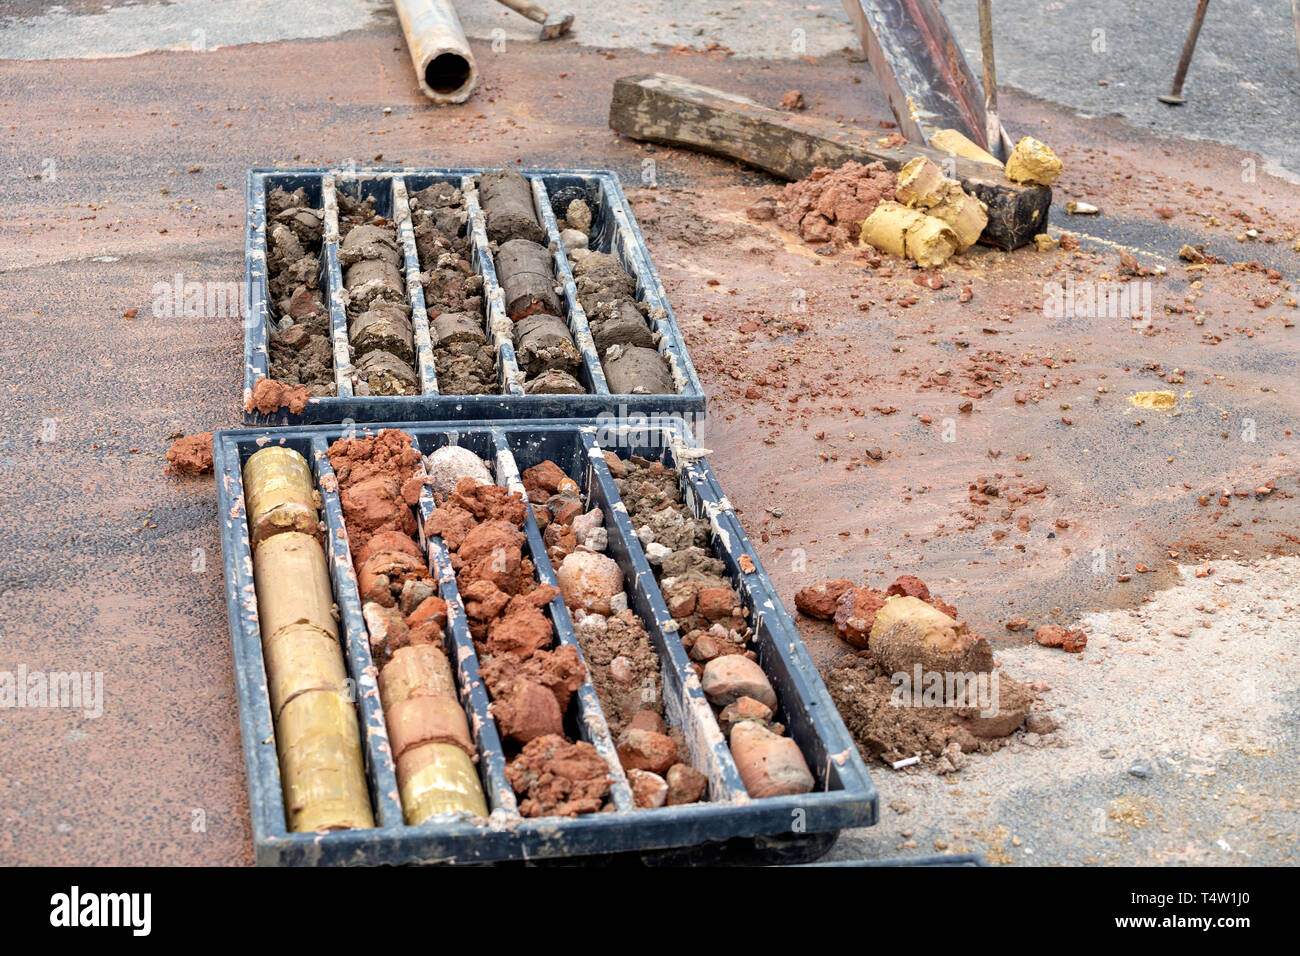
top-left (217, 419), bottom-right (877, 865)
top-left (245, 167), bottom-right (705, 425)
top-left (390, 177), bottom-right (440, 395)
top-left (320, 175), bottom-right (355, 398)
top-left (458, 174), bottom-right (527, 397)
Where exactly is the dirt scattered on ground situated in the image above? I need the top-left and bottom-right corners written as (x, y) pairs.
top-left (164, 432), bottom-right (213, 475)
top-left (802, 574), bottom-right (1036, 772)
top-left (826, 657), bottom-right (1007, 768)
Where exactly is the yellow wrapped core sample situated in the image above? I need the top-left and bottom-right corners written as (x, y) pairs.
top-left (1005, 136), bottom-right (1063, 186)
top-left (277, 689), bottom-right (375, 831)
top-left (397, 742), bottom-right (489, 824)
top-left (253, 532), bottom-right (339, 643)
top-left (242, 446), bottom-right (321, 545)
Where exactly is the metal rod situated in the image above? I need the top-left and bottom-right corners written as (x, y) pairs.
top-left (1292, 0), bottom-right (1300, 75)
top-left (977, 0), bottom-right (1004, 161)
top-left (1159, 0), bottom-right (1211, 105)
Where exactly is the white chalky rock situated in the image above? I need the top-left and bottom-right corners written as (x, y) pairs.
top-left (425, 446), bottom-right (493, 497)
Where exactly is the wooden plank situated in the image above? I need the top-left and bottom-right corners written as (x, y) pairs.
top-left (608, 73), bottom-right (1049, 251)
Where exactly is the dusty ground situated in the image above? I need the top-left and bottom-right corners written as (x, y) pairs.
top-left (0, 6), bottom-right (1295, 865)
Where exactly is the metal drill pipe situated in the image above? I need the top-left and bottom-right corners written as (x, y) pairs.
top-left (395, 0), bottom-right (478, 104)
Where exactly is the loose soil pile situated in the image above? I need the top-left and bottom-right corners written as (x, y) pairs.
top-left (265, 186), bottom-right (335, 396)
top-left (776, 160), bottom-right (896, 245)
top-left (797, 574), bottom-right (1035, 772)
top-left (521, 457), bottom-right (707, 807)
top-left (409, 182), bottom-right (496, 395)
top-left (338, 192), bottom-right (419, 396)
top-left (611, 453), bottom-right (814, 798)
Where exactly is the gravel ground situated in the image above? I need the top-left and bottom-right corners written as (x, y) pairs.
top-left (830, 557), bottom-right (1300, 865)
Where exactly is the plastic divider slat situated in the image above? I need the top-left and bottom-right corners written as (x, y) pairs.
top-left (245, 174), bottom-right (270, 393)
top-left (320, 175), bottom-right (355, 399)
top-left (489, 430), bottom-right (635, 813)
top-left (529, 177), bottom-right (610, 396)
top-left (310, 437), bottom-right (404, 828)
top-left (392, 176), bottom-right (440, 395)
top-left (218, 440), bottom-right (290, 844)
top-left (462, 176), bottom-right (527, 398)
top-left (577, 429), bottom-right (750, 804)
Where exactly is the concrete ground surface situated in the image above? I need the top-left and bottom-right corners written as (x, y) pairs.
top-left (0, 1), bottom-right (1295, 866)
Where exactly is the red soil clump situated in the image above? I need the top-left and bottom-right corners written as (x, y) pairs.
top-left (244, 377), bottom-right (311, 415)
top-left (164, 432), bottom-right (212, 475)
top-left (328, 428), bottom-right (425, 555)
top-left (778, 161), bottom-right (896, 245)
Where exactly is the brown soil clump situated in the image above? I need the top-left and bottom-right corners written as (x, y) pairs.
top-left (572, 252), bottom-right (672, 394)
top-left (409, 182), bottom-right (496, 395)
top-left (1035, 624), bottom-right (1088, 653)
top-left (778, 161), bottom-right (896, 245)
top-left (339, 200), bottom-right (418, 397)
top-left (794, 578), bottom-right (853, 619)
top-left (505, 734), bottom-right (611, 818)
top-left (164, 432), bottom-right (212, 475)
top-left (826, 656), bottom-right (993, 767)
top-left (245, 378), bottom-right (311, 415)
